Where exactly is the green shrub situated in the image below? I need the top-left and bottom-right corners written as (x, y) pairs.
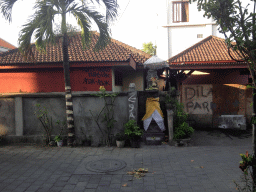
top-left (124, 120), bottom-right (143, 140)
top-left (173, 122), bottom-right (194, 140)
top-left (173, 101), bottom-right (194, 140)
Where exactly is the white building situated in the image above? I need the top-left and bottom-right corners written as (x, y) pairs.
top-left (156, 0), bottom-right (222, 60)
top-left (0, 38), bottom-right (16, 53)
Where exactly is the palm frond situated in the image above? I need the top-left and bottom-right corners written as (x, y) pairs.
top-left (0, 0), bottom-right (18, 22)
top-left (79, 5), bottom-right (110, 51)
top-left (18, 18), bottom-right (38, 60)
top-left (72, 9), bottom-right (91, 49)
top-left (87, 0), bottom-right (118, 23)
top-left (101, 0), bottom-right (118, 23)
top-left (18, 0), bottom-right (59, 60)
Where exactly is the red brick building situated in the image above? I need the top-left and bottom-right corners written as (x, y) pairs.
top-left (0, 32), bottom-right (150, 93)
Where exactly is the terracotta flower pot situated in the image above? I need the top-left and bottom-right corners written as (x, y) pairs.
top-left (116, 140), bottom-right (125, 148)
top-left (57, 140), bottom-right (63, 147)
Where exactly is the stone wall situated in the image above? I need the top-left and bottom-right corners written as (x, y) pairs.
top-left (1, 92), bottom-right (129, 146)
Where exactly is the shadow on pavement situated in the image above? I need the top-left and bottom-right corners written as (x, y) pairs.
top-left (190, 128), bottom-right (252, 147)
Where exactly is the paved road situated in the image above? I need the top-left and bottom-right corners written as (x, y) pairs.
top-left (0, 129), bottom-right (253, 192)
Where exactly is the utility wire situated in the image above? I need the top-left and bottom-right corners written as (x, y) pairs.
top-left (115, 0), bottom-right (131, 25)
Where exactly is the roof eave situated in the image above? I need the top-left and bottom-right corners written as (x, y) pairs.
top-left (168, 62), bottom-right (248, 70)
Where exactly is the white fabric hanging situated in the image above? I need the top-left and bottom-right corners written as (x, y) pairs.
top-left (143, 109), bottom-right (166, 131)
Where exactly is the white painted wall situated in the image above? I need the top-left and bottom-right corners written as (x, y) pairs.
top-left (122, 70), bottom-right (144, 92)
top-left (0, 47), bottom-right (9, 52)
top-left (156, 0), bottom-right (223, 60)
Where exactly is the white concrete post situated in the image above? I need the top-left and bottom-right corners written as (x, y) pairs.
top-left (167, 109), bottom-right (174, 144)
top-left (128, 83), bottom-right (138, 122)
top-left (15, 97), bottom-right (23, 136)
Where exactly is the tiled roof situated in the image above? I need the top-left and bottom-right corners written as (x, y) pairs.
top-left (0, 38), bottom-right (16, 50)
top-left (0, 32), bottom-right (151, 65)
top-left (168, 36), bottom-right (246, 66)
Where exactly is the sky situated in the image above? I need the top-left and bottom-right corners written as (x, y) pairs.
top-left (0, 0), bottom-right (166, 50)
top-left (0, 0), bottom-right (253, 59)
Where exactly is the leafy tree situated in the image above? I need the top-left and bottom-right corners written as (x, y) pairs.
top-left (191, 0), bottom-right (256, 189)
top-left (142, 42), bottom-right (156, 56)
top-left (0, 0), bottom-right (118, 146)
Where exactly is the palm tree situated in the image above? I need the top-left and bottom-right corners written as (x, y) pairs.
top-left (0, 0), bottom-right (118, 146)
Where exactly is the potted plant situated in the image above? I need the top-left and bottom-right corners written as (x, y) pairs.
top-left (173, 102), bottom-right (194, 146)
top-left (54, 120), bottom-right (66, 147)
top-left (54, 135), bottom-right (63, 147)
top-left (115, 133), bottom-right (126, 148)
top-left (124, 120), bottom-right (143, 148)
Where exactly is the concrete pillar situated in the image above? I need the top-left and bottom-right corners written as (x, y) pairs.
top-left (167, 109), bottom-right (174, 144)
top-left (15, 97), bottom-right (23, 136)
top-left (128, 83), bottom-right (138, 122)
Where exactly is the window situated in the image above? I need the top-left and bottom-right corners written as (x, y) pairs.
top-left (197, 34), bottom-right (203, 38)
top-left (115, 70), bottom-right (123, 86)
top-left (173, 1), bottom-right (189, 23)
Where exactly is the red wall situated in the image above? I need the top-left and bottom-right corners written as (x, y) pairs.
top-left (0, 67), bottom-right (112, 93)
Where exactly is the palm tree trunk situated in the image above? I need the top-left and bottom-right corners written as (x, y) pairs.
top-left (62, 33), bottom-right (75, 146)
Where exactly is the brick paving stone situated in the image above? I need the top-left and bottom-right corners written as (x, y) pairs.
top-left (49, 186), bottom-right (65, 192)
top-left (120, 187), bottom-right (133, 192)
top-left (18, 182), bottom-right (33, 188)
top-left (144, 181), bottom-right (155, 186)
top-left (86, 183), bottom-right (99, 189)
top-left (99, 181), bottom-right (111, 186)
top-left (54, 181), bottom-right (68, 187)
top-left (168, 185), bottom-right (181, 191)
top-left (144, 185), bottom-right (156, 191)
top-left (101, 175), bottom-right (112, 181)
top-left (155, 179), bottom-right (166, 184)
top-left (81, 189), bottom-right (96, 192)
top-left (78, 175), bottom-right (91, 182)
top-left (73, 185), bottom-right (86, 191)
top-left (91, 175), bottom-right (103, 179)
top-left (156, 189), bottom-right (169, 192)
top-left (2, 184), bottom-right (18, 191)
top-left (89, 178), bottom-right (101, 184)
top-left (26, 185), bottom-right (41, 191)
top-left (109, 183), bottom-right (122, 189)
top-left (96, 186), bottom-right (111, 191)
top-left (62, 184), bottom-right (75, 190)
top-left (58, 176), bottom-right (70, 181)
top-left (111, 178), bottom-right (122, 183)
top-left (132, 179), bottom-right (143, 184)
top-left (155, 183), bottom-right (168, 189)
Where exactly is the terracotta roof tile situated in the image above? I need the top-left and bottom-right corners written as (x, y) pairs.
top-left (0, 38), bottom-right (16, 50)
top-left (0, 32), bottom-right (150, 65)
top-left (168, 36), bottom-right (244, 64)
